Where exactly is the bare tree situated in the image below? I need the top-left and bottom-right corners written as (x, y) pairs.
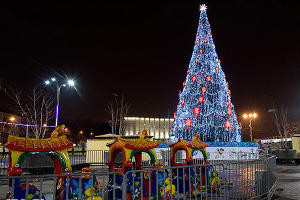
top-left (106, 95), bottom-right (130, 135)
top-left (269, 105), bottom-right (288, 149)
top-left (7, 87), bottom-right (55, 138)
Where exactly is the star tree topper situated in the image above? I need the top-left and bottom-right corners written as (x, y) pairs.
top-left (200, 4), bottom-right (207, 11)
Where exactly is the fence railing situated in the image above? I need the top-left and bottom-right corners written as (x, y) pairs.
top-left (0, 149), bottom-right (261, 176)
top-left (0, 155), bottom-right (276, 200)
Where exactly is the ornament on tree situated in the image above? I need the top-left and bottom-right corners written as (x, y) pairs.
top-left (198, 96), bottom-right (204, 104)
top-left (178, 91), bottom-right (181, 97)
top-left (227, 107), bottom-right (232, 117)
top-left (228, 89), bottom-right (231, 96)
top-left (206, 75), bottom-right (211, 83)
top-left (215, 67), bottom-right (219, 72)
top-left (192, 76), bottom-right (197, 82)
top-left (174, 112), bottom-right (176, 119)
top-left (204, 38), bottom-right (207, 43)
top-left (193, 107), bottom-right (201, 118)
top-left (183, 81), bottom-right (186, 87)
top-left (199, 49), bottom-right (203, 54)
top-left (228, 100), bottom-right (231, 106)
top-left (187, 69), bottom-right (190, 74)
top-left (185, 119), bottom-right (192, 130)
top-left (181, 99), bottom-right (185, 107)
top-left (201, 86), bottom-right (207, 94)
top-left (195, 58), bottom-right (199, 63)
top-left (225, 120), bottom-right (231, 131)
top-left (195, 40), bottom-right (197, 45)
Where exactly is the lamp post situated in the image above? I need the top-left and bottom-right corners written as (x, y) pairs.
top-left (242, 113), bottom-right (257, 142)
top-left (44, 77), bottom-right (75, 127)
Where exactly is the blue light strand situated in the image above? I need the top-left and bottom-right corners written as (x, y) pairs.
top-left (171, 7), bottom-right (242, 142)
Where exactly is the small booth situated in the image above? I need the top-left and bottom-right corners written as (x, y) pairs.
top-left (107, 130), bottom-right (164, 200)
top-left (169, 133), bottom-right (219, 195)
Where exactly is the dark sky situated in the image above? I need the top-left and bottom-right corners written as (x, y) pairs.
top-left (1, 1), bottom-right (300, 137)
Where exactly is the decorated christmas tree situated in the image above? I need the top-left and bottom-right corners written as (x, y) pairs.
top-left (171, 5), bottom-right (241, 142)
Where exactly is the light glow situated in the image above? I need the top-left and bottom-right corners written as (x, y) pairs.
top-left (51, 77), bottom-right (56, 81)
top-left (68, 79), bottom-right (75, 86)
top-left (9, 116), bottom-right (16, 122)
top-left (200, 4), bottom-right (207, 11)
top-left (45, 80), bottom-right (50, 85)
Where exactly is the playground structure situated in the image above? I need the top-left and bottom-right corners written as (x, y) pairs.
top-left (107, 130), bottom-right (171, 200)
top-left (4, 126), bottom-right (220, 200)
top-left (5, 125), bottom-right (101, 200)
top-left (169, 133), bottom-right (220, 196)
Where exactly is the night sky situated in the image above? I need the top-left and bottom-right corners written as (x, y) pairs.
top-left (1, 1), bottom-right (300, 138)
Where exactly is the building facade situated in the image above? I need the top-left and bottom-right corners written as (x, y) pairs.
top-left (124, 117), bottom-right (174, 139)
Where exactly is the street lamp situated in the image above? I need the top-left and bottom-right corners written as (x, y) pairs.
top-left (9, 116), bottom-right (16, 122)
top-left (44, 77), bottom-right (76, 127)
top-left (242, 112), bottom-right (257, 142)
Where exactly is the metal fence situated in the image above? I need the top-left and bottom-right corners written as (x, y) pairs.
top-left (0, 149), bottom-right (261, 176)
top-left (0, 154), bottom-right (276, 200)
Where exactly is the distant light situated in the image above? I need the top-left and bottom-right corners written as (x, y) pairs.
top-left (253, 113), bottom-right (257, 118)
top-left (9, 116), bottom-right (16, 122)
top-left (68, 80), bottom-right (75, 86)
top-left (79, 130), bottom-right (83, 134)
top-left (62, 84), bottom-right (66, 87)
top-left (243, 114), bottom-right (248, 119)
top-left (51, 77), bottom-right (56, 82)
top-left (43, 123), bottom-right (47, 127)
top-left (65, 128), bottom-right (68, 132)
top-left (90, 132), bottom-right (94, 136)
top-left (249, 114), bottom-right (253, 118)
top-left (45, 80), bottom-right (50, 85)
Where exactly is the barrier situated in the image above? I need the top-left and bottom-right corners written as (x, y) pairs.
top-left (0, 154), bottom-right (276, 199)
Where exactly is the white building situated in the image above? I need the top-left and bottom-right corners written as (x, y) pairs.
top-left (124, 117), bottom-right (174, 139)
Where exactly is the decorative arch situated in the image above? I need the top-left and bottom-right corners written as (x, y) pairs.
top-left (16, 151), bottom-right (69, 173)
top-left (191, 148), bottom-right (208, 161)
top-left (129, 149), bottom-right (157, 165)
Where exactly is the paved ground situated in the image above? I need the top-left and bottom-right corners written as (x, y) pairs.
top-left (273, 165), bottom-right (300, 200)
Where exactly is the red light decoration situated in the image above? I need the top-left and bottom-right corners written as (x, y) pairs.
top-left (181, 99), bottom-right (185, 107)
top-left (199, 49), bottom-right (203, 54)
top-left (187, 69), bottom-right (190, 74)
top-left (183, 81), bottom-right (186, 87)
top-left (206, 75), bottom-right (211, 83)
top-left (195, 58), bottom-right (199, 63)
top-left (215, 67), bottom-right (219, 72)
top-left (204, 38), bottom-right (207, 43)
top-left (178, 91), bottom-right (181, 97)
top-left (201, 86), bottom-right (207, 94)
top-left (174, 112), bottom-right (176, 119)
top-left (185, 119), bottom-right (192, 130)
top-left (227, 107), bottom-right (232, 116)
top-left (228, 89), bottom-right (231, 96)
top-left (192, 76), bottom-right (197, 82)
top-left (193, 107), bottom-right (201, 118)
top-left (198, 96), bottom-right (204, 104)
top-left (195, 40), bottom-right (197, 45)
top-left (228, 100), bottom-right (231, 106)
top-left (218, 59), bottom-right (221, 63)
top-left (198, 22), bottom-right (200, 26)
top-left (225, 120), bottom-right (231, 131)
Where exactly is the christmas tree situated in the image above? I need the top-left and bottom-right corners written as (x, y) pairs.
top-left (171, 5), bottom-right (241, 142)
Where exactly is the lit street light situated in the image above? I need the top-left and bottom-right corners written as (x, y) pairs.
top-left (242, 112), bottom-right (257, 142)
top-left (9, 116), bottom-right (16, 122)
top-left (44, 77), bottom-right (76, 127)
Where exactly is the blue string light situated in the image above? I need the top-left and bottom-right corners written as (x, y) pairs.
top-left (171, 5), bottom-right (242, 142)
